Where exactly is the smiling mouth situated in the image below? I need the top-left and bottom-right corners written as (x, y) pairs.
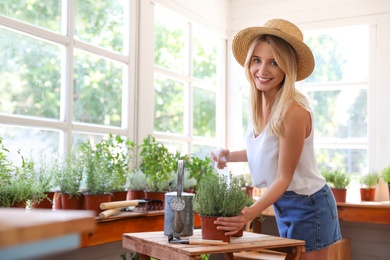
top-left (257, 77), bottom-right (272, 83)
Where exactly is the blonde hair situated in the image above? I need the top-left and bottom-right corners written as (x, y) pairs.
top-left (244, 35), bottom-right (310, 137)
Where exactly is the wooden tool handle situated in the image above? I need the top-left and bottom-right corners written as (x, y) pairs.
top-left (99, 208), bottom-right (121, 219)
top-left (100, 200), bottom-right (139, 210)
top-left (189, 240), bottom-right (229, 245)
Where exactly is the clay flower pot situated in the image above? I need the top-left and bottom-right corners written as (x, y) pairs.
top-left (200, 215), bottom-right (230, 243)
top-left (360, 188), bottom-right (376, 201)
top-left (61, 193), bottom-right (83, 210)
top-left (84, 194), bottom-right (112, 216)
top-left (331, 188), bottom-right (347, 203)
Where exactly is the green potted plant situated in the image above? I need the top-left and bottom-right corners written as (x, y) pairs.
top-left (138, 135), bottom-right (178, 204)
top-left (321, 169), bottom-right (351, 202)
top-left (58, 149), bottom-right (84, 210)
top-left (0, 142), bottom-right (35, 208)
top-left (237, 173), bottom-right (254, 197)
top-left (80, 139), bottom-right (114, 215)
top-left (184, 155), bottom-right (216, 192)
top-left (193, 173), bottom-right (249, 242)
top-left (360, 171), bottom-right (379, 201)
top-left (101, 134), bottom-right (135, 201)
top-left (31, 155), bottom-right (59, 209)
top-left (127, 168), bottom-right (148, 199)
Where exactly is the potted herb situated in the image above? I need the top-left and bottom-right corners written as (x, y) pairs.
top-left (360, 171), bottom-right (379, 201)
top-left (80, 139), bottom-right (114, 215)
top-left (102, 134), bottom-right (135, 201)
top-left (0, 143), bottom-right (35, 208)
top-left (31, 155), bottom-right (59, 209)
top-left (58, 150), bottom-right (84, 210)
top-left (127, 169), bottom-right (148, 199)
top-left (237, 173), bottom-right (254, 197)
top-left (193, 174), bottom-right (249, 242)
top-left (185, 155), bottom-right (216, 192)
top-left (321, 169), bottom-right (351, 202)
top-left (139, 135), bottom-right (177, 204)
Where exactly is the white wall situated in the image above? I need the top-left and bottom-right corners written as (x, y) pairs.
top-left (229, 0), bottom-right (390, 171)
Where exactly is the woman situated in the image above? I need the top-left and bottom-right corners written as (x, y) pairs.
top-left (212, 19), bottom-right (341, 259)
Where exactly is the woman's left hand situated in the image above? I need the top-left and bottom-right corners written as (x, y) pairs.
top-left (214, 207), bottom-right (253, 236)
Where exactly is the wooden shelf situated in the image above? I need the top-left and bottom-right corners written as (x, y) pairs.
top-left (261, 201), bottom-right (390, 225)
top-left (81, 210), bottom-right (201, 247)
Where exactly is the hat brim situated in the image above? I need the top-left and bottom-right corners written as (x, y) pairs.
top-left (232, 27), bottom-right (314, 81)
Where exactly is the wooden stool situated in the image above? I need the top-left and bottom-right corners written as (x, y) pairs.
top-left (234, 238), bottom-right (350, 260)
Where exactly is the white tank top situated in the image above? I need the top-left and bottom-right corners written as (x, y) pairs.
top-left (245, 112), bottom-right (326, 195)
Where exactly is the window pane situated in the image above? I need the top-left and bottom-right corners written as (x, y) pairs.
top-left (0, 125), bottom-right (59, 163)
top-left (154, 74), bottom-right (185, 134)
top-left (74, 0), bottom-right (124, 53)
top-left (192, 144), bottom-right (215, 159)
top-left (73, 50), bottom-right (123, 126)
top-left (193, 86), bottom-right (216, 137)
top-left (0, 28), bottom-right (61, 118)
top-left (0, 0), bottom-right (62, 33)
top-left (193, 26), bottom-right (218, 83)
top-left (307, 89), bottom-right (367, 138)
top-left (72, 132), bottom-right (105, 148)
top-left (315, 148), bottom-right (367, 174)
top-left (154, 5), bottom-right (187, 75)
top-left (305, 25), bottom-right (369, 82)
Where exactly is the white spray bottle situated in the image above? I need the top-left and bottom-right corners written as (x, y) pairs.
top-left (213, 148), bottom-right (230, 179)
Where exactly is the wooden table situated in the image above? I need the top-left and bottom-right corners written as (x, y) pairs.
top-left (0, 208), bottom-right (96, 259)
top-left (122, 229), bottom-right (305, 260)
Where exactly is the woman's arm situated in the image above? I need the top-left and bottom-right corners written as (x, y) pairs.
top-left (215, 104), bottom-right (311, 235)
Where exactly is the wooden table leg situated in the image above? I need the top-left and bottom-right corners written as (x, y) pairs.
top-left (222, 253), bottom-right (235, 260)
top-left (138, 253), bottom-right (150, 260)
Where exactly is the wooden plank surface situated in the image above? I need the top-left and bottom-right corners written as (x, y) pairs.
top-left (0, 208), bottom-right (96, 248)
top-left (122, 229), bottom-right (305, 259)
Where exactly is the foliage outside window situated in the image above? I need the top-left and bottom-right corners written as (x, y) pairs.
top-left (0, 0), bottom-right (130, 160)
top-left (154, 4), bottom-right (223, 159)
top-left (302, 25), bottom-right (368, 175)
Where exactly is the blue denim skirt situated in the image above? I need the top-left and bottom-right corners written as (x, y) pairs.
top-left (273, 184), bottom-right (342, 252)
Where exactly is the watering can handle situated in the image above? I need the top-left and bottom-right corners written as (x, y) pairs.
top-left (177, 160), bottom-right (184, 198)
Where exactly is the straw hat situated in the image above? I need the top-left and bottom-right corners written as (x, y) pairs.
top-left (232, 19), bottom-right (314, 81)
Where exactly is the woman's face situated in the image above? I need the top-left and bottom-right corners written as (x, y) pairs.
top-left (249, 41), bottom-right (285, 93)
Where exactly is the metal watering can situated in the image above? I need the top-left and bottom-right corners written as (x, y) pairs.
top-left (164, 160), bottom-right (195, 236)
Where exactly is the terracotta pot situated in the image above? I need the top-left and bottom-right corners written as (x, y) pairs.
top-left (331, 188), bottom-right (347, 203)
top-left (111, 191), bottom-right (128, 201)
top-left (84, 194), bottom-right (112, 216)
top-left (233, 227), bottom-right (244, 237)
top-left (144, 191), bottom-right (166, 210)
top-left (127, 189), bottom-right (145, 200)
top-left (61, 193), bottom-right (83, 210)
top-left (53, 191), bottom-right (62, 209)
top-left (10, 200), bottom-right (27, 208)
top-left (244, 186), bottom-right (254, 198)
top-left (360, 188), bottom-right (376, 201)
top-left (200, 215), bottom-right (230, 243)
top-left (32, 191), bottom-right (55, 209)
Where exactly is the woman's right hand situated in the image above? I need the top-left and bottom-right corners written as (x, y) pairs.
top-left (211, 148), bottom-right (230, 169)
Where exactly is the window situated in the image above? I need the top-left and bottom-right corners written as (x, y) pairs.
top-left (302, 25), bottom-right (369, 175)
top-left (153, 5), bottom-right (226, 159)
top-left (0, 0), bottom-right (132, 161)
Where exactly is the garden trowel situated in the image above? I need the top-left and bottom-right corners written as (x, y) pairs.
top-left (168, 233), bottom-right (228, 245)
